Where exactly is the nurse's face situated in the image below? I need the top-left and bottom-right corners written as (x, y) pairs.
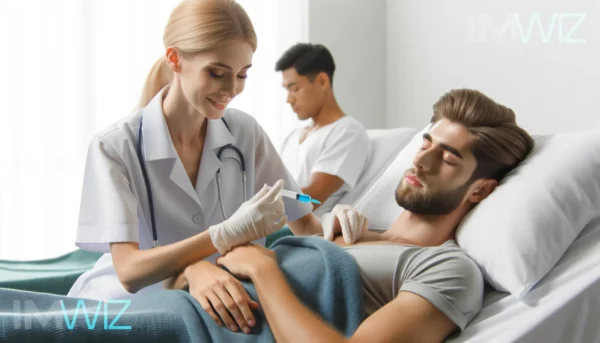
top-left (174, 39), bottom-right (254, 120)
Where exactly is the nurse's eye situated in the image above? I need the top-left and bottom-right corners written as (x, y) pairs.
top-left (237, 73), bottom-right (248, 80)
top-left (209, 70), bottom-right (225, 78)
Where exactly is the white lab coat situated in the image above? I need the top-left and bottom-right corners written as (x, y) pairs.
top-left (67, 87), bottom-right (312, 300)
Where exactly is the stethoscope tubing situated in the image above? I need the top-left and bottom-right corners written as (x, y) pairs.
top-left (136, 115), bottom-right (246, 248)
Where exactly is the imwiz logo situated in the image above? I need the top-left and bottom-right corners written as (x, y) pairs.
top-left (12, 299), bottom-right (132, 331)
top-left (467, 12), bottom-right (587, 44)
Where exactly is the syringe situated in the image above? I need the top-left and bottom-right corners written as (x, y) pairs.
top-left (280, 189), bottom-right (321, 204)
top-left (266, 186), bottom-right (321, 204)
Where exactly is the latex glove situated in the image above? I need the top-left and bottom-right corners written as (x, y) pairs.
top-left (321, 205), bottom-right (368, 244)
top-left (209, 179), bottom-right (288, 254)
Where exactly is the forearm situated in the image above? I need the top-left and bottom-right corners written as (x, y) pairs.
top-left (250, 262), bottom-right (348, 343)
top-left (113, 231), bottom-right (217, 293)
top-left (287, 213), bottom-right (323, 236)
top-left (300, 187), bottom-right (322, 211)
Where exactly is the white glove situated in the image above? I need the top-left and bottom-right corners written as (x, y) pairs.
top-left (209, 179), bottom-right (288, 254)
top-left (321, 205), bottom-right (368, 244)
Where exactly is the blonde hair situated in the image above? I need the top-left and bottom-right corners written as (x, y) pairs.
top-left (137, 0), bottom-right (257, 109)
top-left (431, 89), bottom-right (535, 181)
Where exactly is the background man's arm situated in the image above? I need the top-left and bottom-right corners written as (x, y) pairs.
top-left (301, 172), bottom-right (345, 210)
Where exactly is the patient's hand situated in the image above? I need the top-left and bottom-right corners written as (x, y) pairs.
top-left (217, 243), bottom-right (276, 279)
top-left (164, 270), bottom-right (189, 290)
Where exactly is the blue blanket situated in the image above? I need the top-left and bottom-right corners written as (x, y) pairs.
top-left (0, 236), bottom-right (364, 342)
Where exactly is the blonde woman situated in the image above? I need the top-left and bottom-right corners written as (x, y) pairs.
top-left (67, 0), bottom-right (366, 335)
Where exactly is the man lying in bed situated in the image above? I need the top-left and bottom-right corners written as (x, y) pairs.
top-left (178, 88), bottom-right (535, 342)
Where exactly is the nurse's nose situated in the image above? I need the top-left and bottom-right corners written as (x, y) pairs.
top-left (221, 76), bottom-right (237, 99)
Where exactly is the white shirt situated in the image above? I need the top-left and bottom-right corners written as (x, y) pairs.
top-left (68, 87), bottom-right (312, 300)
top-left (280, 116), bottom-right (370, 217)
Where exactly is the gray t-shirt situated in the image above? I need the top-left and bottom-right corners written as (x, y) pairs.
top-left (342, 240), bottom-right (484, 331)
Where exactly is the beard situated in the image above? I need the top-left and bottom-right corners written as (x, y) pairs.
top-left (395, 170), bottom-right (473, 215)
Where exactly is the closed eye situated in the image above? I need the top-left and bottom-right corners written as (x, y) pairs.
top-left (210, 71), bottom-right (248, 80)
top-left (210, 71), bottom-right (224, 78)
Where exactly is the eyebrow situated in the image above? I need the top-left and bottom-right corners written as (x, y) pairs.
top-left (423, 133), bottom-right (464, 159)
top-left (208, 62), bottom-right (252, 71)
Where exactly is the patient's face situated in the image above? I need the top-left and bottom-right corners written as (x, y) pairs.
top-left (395, 119), bottom-right (479, 215)
top-left (281, 68), bottom-right (325, 120)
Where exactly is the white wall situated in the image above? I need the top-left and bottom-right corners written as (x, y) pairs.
top-left (386, 0), bottom-right (600, 134)
top-left (308, 0), bottom-right (387, 129)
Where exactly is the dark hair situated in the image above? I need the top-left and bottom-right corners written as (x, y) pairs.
top-left (275, 43), bottom-right (336, 84)
top-left (431, 89), bottom-right (535, 182)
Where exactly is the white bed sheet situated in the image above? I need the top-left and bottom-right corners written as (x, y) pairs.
top-left (446, 216), bottom-right (600, 343)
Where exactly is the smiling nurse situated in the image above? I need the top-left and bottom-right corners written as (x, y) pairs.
top-left (65, 0), bottom-right (335, 334)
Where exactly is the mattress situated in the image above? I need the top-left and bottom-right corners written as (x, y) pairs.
top-left (445, 216), bottom-right (600, 343)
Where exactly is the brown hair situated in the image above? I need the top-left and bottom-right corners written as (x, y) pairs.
top-left (431, 89), bottom-right (535, 181)
top-left (137, 0), bottom-right (257, 109)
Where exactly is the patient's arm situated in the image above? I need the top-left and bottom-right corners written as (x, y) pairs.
top-left (250, 259), bottom-right (456, 343)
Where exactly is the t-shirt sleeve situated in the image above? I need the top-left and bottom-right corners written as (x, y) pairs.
top-left (311, 122), bottom-right (369, 189)
top-left (253, 120), bottom-right (312, 222)
top-left (76, 135), bottom-right (140, 253)
top-left (399, 249), bottom-right (484, 331)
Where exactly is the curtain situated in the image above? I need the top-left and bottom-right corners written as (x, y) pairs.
top-left (0, 0), bottom-right (307, 260)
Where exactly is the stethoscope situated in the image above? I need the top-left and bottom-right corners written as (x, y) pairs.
top-left (136, 115), bottom-right (246, 248)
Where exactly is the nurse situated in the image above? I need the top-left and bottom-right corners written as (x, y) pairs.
top-left (66, 0), bottom-right (369, 335)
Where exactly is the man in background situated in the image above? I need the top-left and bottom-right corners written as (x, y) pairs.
top-left (276, 43), bottom-right (370, 216)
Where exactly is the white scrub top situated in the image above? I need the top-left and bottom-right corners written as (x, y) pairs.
top-left (67, 87), bottom-right (312, 300)
top-left (280, 116), bottom-right (369, 217)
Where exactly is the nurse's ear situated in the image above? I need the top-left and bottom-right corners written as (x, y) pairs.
top-left (165, 47), bottom-right (182, 73)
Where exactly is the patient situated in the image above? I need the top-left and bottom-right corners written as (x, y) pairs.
top-left (276, 43), bottom-right (370, 216)
top-left (190, 89), bottom-right (535, 342)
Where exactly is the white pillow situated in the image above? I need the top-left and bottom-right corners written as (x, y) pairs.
top-left (355, 125), bottom-right (600, 299)
top-left (337, 127), bottom-right (417, 207)
top-left (354, 125), bottom-right (431, 229)
top-left (456, 128), bottom-right (600, 298)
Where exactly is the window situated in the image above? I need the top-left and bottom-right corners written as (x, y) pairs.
top-left (0, 0), bottom-right (307, 260)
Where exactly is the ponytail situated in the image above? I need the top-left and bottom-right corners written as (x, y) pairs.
top-left (137, 57), bottom-right (173, 109)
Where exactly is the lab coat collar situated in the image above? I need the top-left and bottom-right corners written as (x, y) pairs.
top-left (140, 87), bottom-right (237, 161)
top-left (140, 87), bottom-right (178, 161)
top-left (140, 86), bottom-right (239, 206)
top-left (206, 115), bottom-right (236, 152)
top-left (193, 114), bottom-right (237, 201)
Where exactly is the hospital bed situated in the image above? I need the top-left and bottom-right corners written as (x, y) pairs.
top-left (276, 125), bottom-right (600, 342)
top-left (445, 216), bottom-right (600, 343)
top-left (349, 126), bottom-right (600, 343)
top-left (336, 127), bottom-right (417, 206)
top-left (2, 126), bottom-right (600, 343)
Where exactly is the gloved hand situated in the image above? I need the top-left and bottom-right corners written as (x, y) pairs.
top-left (321, 205), bottom-right (368, 244)
top-left (209, 179), bottom-right (287, 254)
